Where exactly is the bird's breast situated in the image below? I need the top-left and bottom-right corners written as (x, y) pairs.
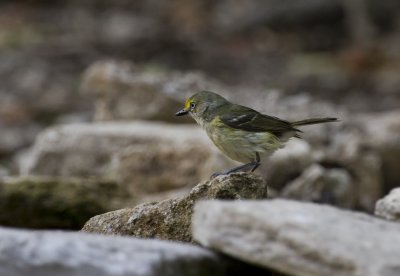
top-left (203, 117), bottom-right (284, 163)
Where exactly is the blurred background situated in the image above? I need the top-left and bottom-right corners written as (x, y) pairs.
top-left (0, 0), bottom-right (399, 230)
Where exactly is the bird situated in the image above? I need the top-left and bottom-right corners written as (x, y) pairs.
top-left (176, 91), bottom-right (338, 176)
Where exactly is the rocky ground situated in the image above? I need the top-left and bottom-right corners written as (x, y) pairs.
top-left (0, 59), bottom-right (399, 275)
top-left (2, 174), bottom-right (400, 275)
top-left (2, 0), bottom-right (400, 166)
top-left (1, 1), bottom-right (400, 275)
top-left (193, 198), bottom-right (400, 276)
top-left (0, 57), bottom-right (399, 275)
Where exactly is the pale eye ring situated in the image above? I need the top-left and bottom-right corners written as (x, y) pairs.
top-left (190, 102), bottom-right (196, 109)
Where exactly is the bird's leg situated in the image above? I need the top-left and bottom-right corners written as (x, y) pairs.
top-left (211, 153), bottom-right (261, 178)
top-left (251, 152), bottom-right (261, 172)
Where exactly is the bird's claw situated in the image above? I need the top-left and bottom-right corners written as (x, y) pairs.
top-left (210, 172), bottom-right (225, 179)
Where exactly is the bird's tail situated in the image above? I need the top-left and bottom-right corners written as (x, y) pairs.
top-left (292, 117), bottom-right (338, 126)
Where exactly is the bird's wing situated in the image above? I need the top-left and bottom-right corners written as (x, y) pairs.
top-left (219, 105), bottom-right (300, 136)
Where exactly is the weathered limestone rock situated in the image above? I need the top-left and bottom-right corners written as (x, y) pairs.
top-left (0, 226), bottom-right (266, 276)
top-left (82, 173), bottom-right (267, 242)
top-left (281, 164), bottom-right (354, 208)
top-left (19, 122), bottom-right (231, 196)
top-left (80, 60), bottom-right (224, 123)
top-left (264, 139), bottom-right (312, 190)
top-left (260, 125), bottom-right (374, 211)
top-left (321, 111), bottom-right (400, 210)
top-left (360, 111), bottom-right (400, 193)
top-left (0, 177), bottom-right (132, 230)
top-left (193, 199), bottom-right (400, 276)
top-left (321, 124), bottom-right (383, 211)
top-left (375, 188), bottom-right (400, 222)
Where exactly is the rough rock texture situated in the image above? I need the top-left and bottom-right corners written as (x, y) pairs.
top-left (193, 199), bottom-right (400, 276)
top-left (262, 122), bottom-right (379, 211)
top-left (80, 60), bottom-right (224, 123)
top-left (319, 111), bottom-right (400, 210)
top-left (0, 227), bottom-right (267, 276)
top-left (82, 173), bottom-right (267, 242)
top-left (265, 111), bottom-right (400, 212)
top-left (375, 188), bottom-right (400, 222)
top-left (264, 139), bottom-right (313, 190)
top-left (19, 122), bottom-right (232, 195)
top-left (281, 164), bottom-right (354, 208)
top-left (0, 177), bottom-right (132, 230)
top-left (360, 111), bottom-right (400, 193)
top-left (319, 124), bottom-right (383, 211)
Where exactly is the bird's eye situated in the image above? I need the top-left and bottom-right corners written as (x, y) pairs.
top-left (190, 102), bottom-right (196, 109)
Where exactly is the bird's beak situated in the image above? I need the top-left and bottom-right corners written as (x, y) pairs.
top-left (175, 108), bottom-right (189, 116)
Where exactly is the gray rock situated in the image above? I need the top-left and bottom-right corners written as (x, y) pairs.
top-left (80, 60), bottom-right (224, 123)
top-left (319, 110), bottom-right (400, 211)
top-left (0, 48), bottom-right (90, 117)
top-left (0, 165), bottom-right (9, 178)
top-left (261, 110), bottom-right (399, 212)
top-left (213, 0), bottom-right (342, 34)
top-left (264, 139), bottom-right (313, 190)
top-left (82, 173), bottom-right (267, 243)
top-left (0, 226), bottom-right (261, 276)
top-left (281, 164), bottom-right (354, 208)
top-left (19, 122), bottom-right (231, 196)
top-left (193, 199), bottom-right (400, 276)
top-left (0, 122), bottom-right (40, 155)
top-left (100, 13), bottom-right (161, 45)
top-left (0, 176), bottom-right (132, 230)
top-left (360, 111), bottom-right (400, 193)
top-left (321, 123), bottom-right (383, 211)
top-left (375, 188), bottom-right (400, 222)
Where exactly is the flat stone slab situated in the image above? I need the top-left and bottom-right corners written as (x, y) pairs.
top-left (193, 199), bottom-right (400, 276)
top-left (19, 121), bottom-right (231, 196)
top-left (0, 226), bottom-right (262, 276)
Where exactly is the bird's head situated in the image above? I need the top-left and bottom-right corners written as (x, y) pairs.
top-left (175, 91), bottom-right (228, 124)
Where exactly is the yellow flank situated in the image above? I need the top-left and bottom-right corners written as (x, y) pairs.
top-left (204, 116), bottom-right (284, 163)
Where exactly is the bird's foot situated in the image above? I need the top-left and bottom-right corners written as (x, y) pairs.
top-left (210, 172), bottom-right (225, 179)
top-left (210, 163), bottom-right (260, 179)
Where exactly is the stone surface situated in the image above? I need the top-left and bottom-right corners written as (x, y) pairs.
top-left (0, 226), bottom-right (266, 276)
top-left (264, 139), bottom-right (313, 190)
top-left (320, 123), bottom-right (383, 211)
top-left (318, 111), bottom-right (400, 210)
top-left (0, 0), bottom-right (399, 159)
top-left (19, 122), bottom-right (231, 196)
top-left (82, 173), bottom-right (267, 242)
top-left (0, 177), bottom-right (132, 230)
top-left (360, 111), bottom-right (400, 193)
top-left (375, 188), bottom-right (400, 222)
top-left (213, 0), bottom-right (343, 34)
top-left (193, 199), bottom-right (400, 276)
top-left (281, 164), bottom-right (354, 208)
top-left (265, 110), bottom-right (400, 212)
top-left (259, 117), bottom-right (379, 211)
top-left (0, 122), bottom-right (40, 156)
top-left (0, 165), bottom-right (9, 178)
top-left (80, 60), bottom-right (223, 123)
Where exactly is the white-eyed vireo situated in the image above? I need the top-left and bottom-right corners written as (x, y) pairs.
top-left (176, 91), bottom-right (337, 176)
